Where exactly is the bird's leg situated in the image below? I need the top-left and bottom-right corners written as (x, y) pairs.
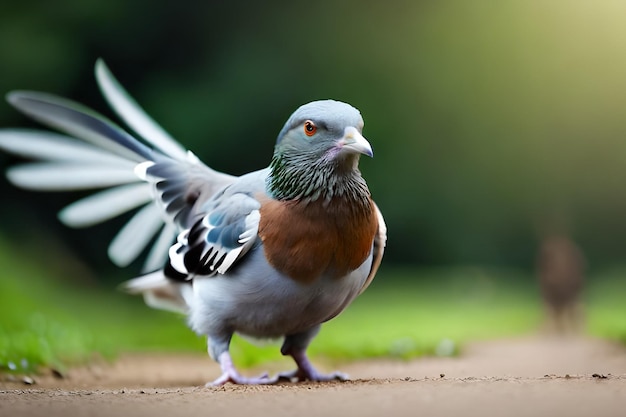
top-left (278, 327), bottom-right (349, 382)
top-left (280, 349), bottom-right (349, 382)
top-left (206, 334), bottom-right (275, 386)
top-left (208, 351), bottom-right (275, 386)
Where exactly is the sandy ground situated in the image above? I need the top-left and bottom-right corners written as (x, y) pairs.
top-left (1, 335), bottom-right (625, 417)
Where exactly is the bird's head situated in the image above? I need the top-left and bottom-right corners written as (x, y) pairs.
top-left (267, 100), bottom-right (373, 202)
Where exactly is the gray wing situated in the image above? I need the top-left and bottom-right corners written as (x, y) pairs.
top-left (0, 60), bottom-right (235, 272)
top-left (165, 174), bottom-right (265, 279)
top-left (359, 202), bottom-right (387, 294)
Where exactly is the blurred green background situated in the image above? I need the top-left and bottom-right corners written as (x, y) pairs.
top-left (1, 1), bottom-right (626, 374)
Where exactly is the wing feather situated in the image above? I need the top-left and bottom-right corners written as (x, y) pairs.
top-left (359, 202), bottom-right (387, 294)
top-left (142, 222), bottom-right (178, 273)
top-left (95, 59), bottom-right (188, 161)
top-left (166, 188), bottom-right (261, 279)
top-left (108, 202), bottom-right (165, 267)
top-left (7, 91), bottom-right (151, 161)
top-left (7, 163), bottom-right (139, 191)
top-left (0, 129), bottom-right (137, 166)
top-left (58, 183), bottom-right (152, 227)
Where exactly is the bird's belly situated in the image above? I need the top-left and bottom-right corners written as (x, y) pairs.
top-left (186, 248), bottom-right (371, 338)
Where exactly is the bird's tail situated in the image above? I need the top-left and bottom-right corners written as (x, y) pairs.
top-left (0, 59), bottom-right (233, 273)
top-left (120, 271), bottom-right (191, 314)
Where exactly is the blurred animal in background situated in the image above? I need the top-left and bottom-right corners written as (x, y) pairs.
top-left (536, 234), bottom-right (585, 335)
top-left (0, 60), bottom-right (386, 385)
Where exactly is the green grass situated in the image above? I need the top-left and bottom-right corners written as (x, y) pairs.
top-left (585, 268), bottom-right (626, 344)
top-left (1, 235), bottom-right (625, 375)
top-left (0, 236), bottom-right (205, 374)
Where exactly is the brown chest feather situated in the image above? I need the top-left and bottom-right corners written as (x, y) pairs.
top-left (258, 196), bottom-right (378, 284)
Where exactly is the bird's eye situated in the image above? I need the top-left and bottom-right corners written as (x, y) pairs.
top-left (303, 120), bottom-right (317, 136)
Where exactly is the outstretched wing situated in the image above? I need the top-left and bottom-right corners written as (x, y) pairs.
top-left (0, 60), bottom-right (235, 272)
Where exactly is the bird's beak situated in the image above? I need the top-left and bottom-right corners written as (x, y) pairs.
top-left (339, 126), bottom-right (373, 157)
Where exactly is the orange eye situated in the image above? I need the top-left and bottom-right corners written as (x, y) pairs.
top-left (304, 120), bottom-right (317, 136)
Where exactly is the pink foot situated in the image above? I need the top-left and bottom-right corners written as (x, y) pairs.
top-left (207, 352), bottom-right (276, 386)
top-left (208, 371), bottom-right (274, 386)
top-left (277, 368), bottom-right (348, 383)
top-left (278, 350), bottom-right (349, 382)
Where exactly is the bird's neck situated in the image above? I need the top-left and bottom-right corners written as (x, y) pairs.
top-left (266, 152), bottom-right (371, 209)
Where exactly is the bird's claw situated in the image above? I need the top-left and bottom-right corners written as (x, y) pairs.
top-left (208, 369), bottom-right (349, 386)
top-left (276, 369), bottom-right (349, 383)
top-left (209, 351), bottom-right (348, 385)
top-left (207, 371), bottom-right (277, 386)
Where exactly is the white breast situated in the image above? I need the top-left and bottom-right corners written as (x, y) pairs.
top-left (186, 246), bottom-right (372, 339)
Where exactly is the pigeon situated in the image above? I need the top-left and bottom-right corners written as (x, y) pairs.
top-left (0, 59), bottom-right (387, 385)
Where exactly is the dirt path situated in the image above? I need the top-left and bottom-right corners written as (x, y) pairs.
top-left (2, 336), bottom-right (626, 417)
